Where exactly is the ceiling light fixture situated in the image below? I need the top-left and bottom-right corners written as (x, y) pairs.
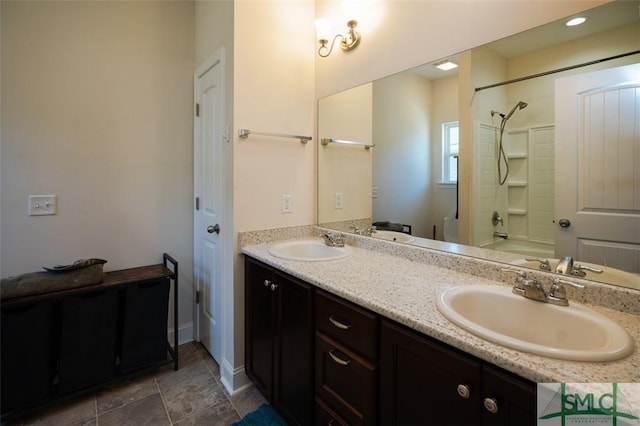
top-left (435, 60), bottom-right (458, 71)
top-left (315, 18), bottom-right (361, 58)
top-left (566, 17), bottom-right (587, 27)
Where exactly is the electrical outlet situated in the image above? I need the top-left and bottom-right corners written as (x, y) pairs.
top-left (372, 187), bottom-right (380, 198)
top-left (281, 194), bottom-right (293, 213)
top-left (29, 195), bottom-right (57, 216)
top-left (335, 192), bottom-right (344, 209)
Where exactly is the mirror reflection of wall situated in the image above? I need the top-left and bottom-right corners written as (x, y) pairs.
top-left (372, 68), bottom-right (459, 241)
top-left (318, 83), bottom-right (373, 231)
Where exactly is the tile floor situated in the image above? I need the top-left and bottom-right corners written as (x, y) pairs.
top-left (5, 342), bottom-right (267, 426)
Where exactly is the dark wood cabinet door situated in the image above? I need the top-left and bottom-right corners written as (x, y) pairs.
top-left (380, 320), bottom-right (483, 426)
top-left (481, 365), bottom-right (537, 426)
top-left (274, 270), bottom-right (314, 425)
top-left (58, 289), bottom-right (119, 393)
top-left (244, 257), bottom-right (276, 401)
top-left (120, 278), bottom-right (171, 372)
top-left (1, 300), bottom-right (55, 412)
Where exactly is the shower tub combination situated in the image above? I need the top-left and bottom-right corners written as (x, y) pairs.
top-left (483, 239), bottom-right (554, 259)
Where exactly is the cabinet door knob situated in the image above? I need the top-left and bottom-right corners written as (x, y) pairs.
top-left (328, 349), bottom-right (351, 366)
top-left (484, 398), bottom-right (499, 414)
top-left (329, 316), bottom-right (351, 330)
top-left (457, 384), bottom-right (471, 399)
top-left (263, 279), bottom-right (271, 287)
top-left (270, 283), bottom-right (278, 291)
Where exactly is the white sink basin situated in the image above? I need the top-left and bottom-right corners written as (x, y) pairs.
top-left (436, 285), bottom-right (634, 361)
top-left (510, 258), bottom-right (640, 289)
top-left (372, 230), bottom-right (415, 243)
top-left (269, 239), bottom-right (352, 262)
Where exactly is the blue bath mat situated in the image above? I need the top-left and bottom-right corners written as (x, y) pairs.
top-left (231, 403), bottom-right (287, 426)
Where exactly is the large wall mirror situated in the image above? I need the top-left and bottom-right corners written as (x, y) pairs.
top-left (318, 0), bottom-right (640, 290)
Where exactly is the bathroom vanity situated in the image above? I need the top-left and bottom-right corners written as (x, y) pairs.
top-left (245, 254), bottom-right (536, 425)
top-left (242, 229), bottom-right (640, 426)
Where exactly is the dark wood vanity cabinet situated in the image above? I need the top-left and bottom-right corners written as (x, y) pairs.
top-left (244, 257), bottom-right (314, 425)
top-left (380, 319), bottom-right (537, 426)
top-left (243, 256), bottom-right (538, 426)
top-left (314, 290), bottom-right (378, 425)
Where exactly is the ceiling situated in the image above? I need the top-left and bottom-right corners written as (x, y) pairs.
top-left (410, 0), bottom-right (638, 80)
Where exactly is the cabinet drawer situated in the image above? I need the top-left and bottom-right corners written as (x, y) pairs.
top-left (315, 290), bottom-right (377, 359)
top-left (315, 397), bottom-right (348, 426)
top-left (315, 332), bottom-right (376, 425)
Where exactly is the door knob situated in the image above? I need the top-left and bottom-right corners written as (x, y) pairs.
top-left (207, 224), bottom-right (220, 234)
top-left (558, 218), bottom-right (571, 228)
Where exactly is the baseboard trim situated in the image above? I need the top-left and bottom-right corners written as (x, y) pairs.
top-left (169, 322), bottom-right (194, 346)
top-left (220, 359), bottom-right (252, 395)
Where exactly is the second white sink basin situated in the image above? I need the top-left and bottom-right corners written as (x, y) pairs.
top-left (372, 230), bottom-right (415, 243)
top-left (269, 239), bottom-right (352, 262)
top-left (436, 285), bottom-right (634, 361)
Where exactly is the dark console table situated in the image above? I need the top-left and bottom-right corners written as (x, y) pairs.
top-left (1, 253), bottom-right (179, 419)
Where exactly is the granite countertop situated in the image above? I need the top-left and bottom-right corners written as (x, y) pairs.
top-left (241, 236), bottom-right (640, 385)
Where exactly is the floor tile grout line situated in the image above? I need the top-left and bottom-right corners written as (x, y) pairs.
top-left (153, 374), bottom-right (174, 426)
top-left (93, 396), bottom-right (99, 426)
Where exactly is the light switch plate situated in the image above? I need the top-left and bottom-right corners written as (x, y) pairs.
top-left (281, 194), bottom-right (293, 213)
top-left (335, 192), bottom-right (344, 209)
top-left (29, 195), bottom-right (57, 216)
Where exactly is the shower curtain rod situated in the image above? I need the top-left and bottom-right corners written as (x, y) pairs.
top-left (474, 50), bottom-right (640, 93)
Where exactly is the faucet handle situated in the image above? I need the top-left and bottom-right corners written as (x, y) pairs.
top-left (525, 257), bottom-right (551, 271)
top-left (501, 268), bottom-right (527, 290)
top-left (573, 263), bottom-right (603, 275)
top-left (549, 278), bottom-right (585, 306)
top-left (501, 268), bottom-right (526, 280)
top-left (350, 226), bottom-right (362, 235)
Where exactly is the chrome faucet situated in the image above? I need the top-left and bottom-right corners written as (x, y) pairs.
top-left (502, 269), bottom-right (584, 306)
top-left (350, 226), bottom-right (363, 235)
top-left (553, 256), bottom-right (604, 277)
top-left (555, 256), bottom-right (574, 274)
top-left (364, 226), bottom-right (377, 236)
top-left (322, 232), bottom-right (345, 247)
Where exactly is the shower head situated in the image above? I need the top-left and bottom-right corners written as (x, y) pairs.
top-left (503, 101), bottom-right (528, 121)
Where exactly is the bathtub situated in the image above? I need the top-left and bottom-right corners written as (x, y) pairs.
top-left (483, 239), bottom-right (554, 259)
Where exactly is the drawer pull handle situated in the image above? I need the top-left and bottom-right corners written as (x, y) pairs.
top-left (328, 349), bottom-right (351, 366)
top-left (457, 384), bottom-right (471, 399)
top-left (329, 316), bottom-right (351, 330)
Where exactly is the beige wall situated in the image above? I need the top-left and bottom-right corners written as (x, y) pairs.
top-left (314, 0), bottom-right (607, 98)
top-left (431, 75), bottom-right (459, 241)
top-left (372, 72), bottom-right (432, 237)
top-left (1, 1), bottom-right (195, 339)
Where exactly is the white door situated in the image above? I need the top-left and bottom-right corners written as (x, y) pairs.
top-left (194, 50), bottom-right (225, 362)
top-left (555, 63), bottom-right (640, 273)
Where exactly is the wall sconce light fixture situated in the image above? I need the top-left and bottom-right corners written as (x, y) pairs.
top-left (315, 18), bottom-right (361, 58)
